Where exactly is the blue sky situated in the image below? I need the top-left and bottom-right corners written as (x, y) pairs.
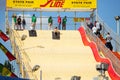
top-left (98, 0), bottom-right (120, 32)
top-left (0, 0), bottom-right (120, 74)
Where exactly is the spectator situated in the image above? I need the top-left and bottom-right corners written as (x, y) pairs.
top-left (87, 21), bottom-right (90, 28)
top-left (92, 25), bottom-right (97, 34)
top-left (93, 21), bottom-right (101, 37)
top-left (105, 32), bottom-right (113, 51)
top-left (96, 21), bottom-right (100, 30)
top-left (48, 16), bottom-right (53, 30)
top-left (90, 22), bottom-right (94, 29)
top-left (17, 16), bottom-right (22, 30)
top-left (99, 23), bottom-right (102, 31)
top-left (96, 23), bottom-right (102, 37)
top-left (22, 18), bottom-right (26, 30)
top-left (94, 21), bottom-right (97, 27)
top-left (57, 15), bottom-right (61, 30)
top-left (31, 14), bottom-right (37, 30)
top-left (87, 22), bottom-right (93, 30)
top-left (62, 16), bottom-right (67, 30)
top-left (12, 14), bottom-right (17, 30)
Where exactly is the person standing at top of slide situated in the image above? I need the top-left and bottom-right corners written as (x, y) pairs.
top-left (57, 15), bottom-right (61, 30)
top-left (48, 16), bottom-right (53, 30)
top-left (31, 14), bottom-right (37, 30)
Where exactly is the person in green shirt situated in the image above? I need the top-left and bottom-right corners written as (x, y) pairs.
top-left (31, 14), bottom-right (37, 30)
top-left (12, 14), bottom-right (17, 30)
top-left (62, 16), bottom-right (67, 30)
top-left (48, 16), bottom-right (53, 30)
top-left (13, 15), bottom-right (17, 25)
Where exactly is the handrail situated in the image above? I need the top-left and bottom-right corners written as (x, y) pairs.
top-left (10, 16), bottom-right (89, 30)
top-left (97, 15), bottom-right (120, 52)
top-left (84, 23), bottom-right (120, 75)
top-left (78, 26), bottom-right (120, 80)
top-left (8, 24), bottom-right (38, 79)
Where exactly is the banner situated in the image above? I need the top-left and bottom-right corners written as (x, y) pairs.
top-left (40, 0), bottom-right (97, 9)
top-left (6, 0), bottom-right (97, 9)
top-left (0, 63), bottom-right (17, 77)
top-left (0, 43), bottom-right (16, 61)
top-left (6, 0), bottom-right (40, 8)
top-left (74, 18), bottom-right (85, 22)
top-left (0, 30), bottom-right (9, 42)
top-left (73, 17), bottom-right (90, 22)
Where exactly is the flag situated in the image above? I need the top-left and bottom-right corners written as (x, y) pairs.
top-left (0, 30), bottom-right (9, 42)
top-left (0, 63), bottom-right (17, 77)
top-left (0, 43), bottom-right (16, 61)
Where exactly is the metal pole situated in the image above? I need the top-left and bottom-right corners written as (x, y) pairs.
top-left (40, 11), bottom-right (42, 30)
top-left (116, 20), bottom-right (119, 52)
top-left (40, 70), bottom-right (42, 80)
top-left (5, 8), bottom-right (9, 32)
top-left (90, 11), bottom-right (94, 23)
top-left (115, 16), bottom-right (120, 52)
top-left (115, 16), bottom-right (120, 35)
top-left (58, 11), bottom-right (60, 15)
top-left (74, 11), bottom-right (76, 30)
top-left (96, 9), bottom-right (98, 21)
top-left (23, 11), bottom-right (24, 18)
top-left (116, 20), bottom-right (120, 36)
top-left (119, 21), bottom-right (120, 36)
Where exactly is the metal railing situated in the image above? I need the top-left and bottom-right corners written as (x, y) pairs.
top-left (83, 22), bottom-right (120, 75)
top-left (8, 21), bottom-right (37, 80)
top-left (96, 15), bottom-right (120, 52)
top-left (10, 16), bottom-right (86, 30)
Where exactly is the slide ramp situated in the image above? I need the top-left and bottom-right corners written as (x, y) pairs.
top-left (14, 30), bottom-right (108, 80)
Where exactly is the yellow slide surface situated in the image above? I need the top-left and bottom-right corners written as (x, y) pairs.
top-left (14, 30), bottom-right (109, 80)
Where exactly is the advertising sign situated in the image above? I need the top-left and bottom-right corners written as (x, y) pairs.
top-left (7, 0), bottom-right (97, 9)
top-left (40, 0), bottom-right (96, 8)
top-left (73, 17), bottom-right (90, 22)
top-left (6, 0), bottom-right (40, 8)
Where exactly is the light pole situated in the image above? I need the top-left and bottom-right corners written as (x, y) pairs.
top-left (115, 16), bottom-right (120, 35)
top-left (115, 16), bottom-right (120, 52)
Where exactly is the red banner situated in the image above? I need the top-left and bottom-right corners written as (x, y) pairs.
top-left (0, 43), bottom-right (16, 61)
top-left (0, 30), bottom-right (9, 42)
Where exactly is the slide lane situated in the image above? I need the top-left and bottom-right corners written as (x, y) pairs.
top-left (78, 26), bottom-right (120, 80)
top-left (15, 30), bottom-right (99, 80)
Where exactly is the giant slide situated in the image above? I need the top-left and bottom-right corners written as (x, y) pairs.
top-left (13, 27), bottom-right (116, 80)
